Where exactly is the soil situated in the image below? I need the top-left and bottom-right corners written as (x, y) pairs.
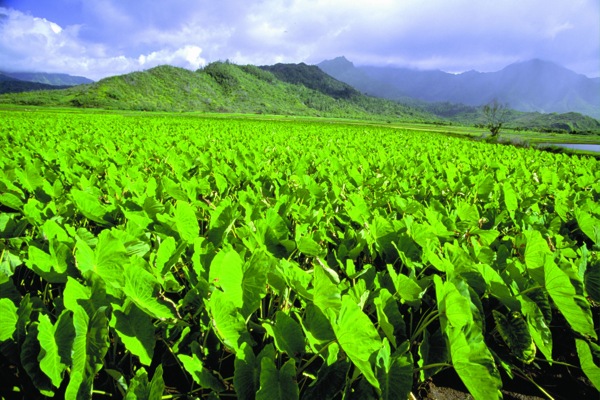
top-left (416, 368), bottom-right (546, 400)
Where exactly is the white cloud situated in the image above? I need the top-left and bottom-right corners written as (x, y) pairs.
top-left (0, 0), bottom-right (598, 78)
top-left (0, 7), bottom-right (207, 79)
top-left (138, 45), bottom-right (206, 70)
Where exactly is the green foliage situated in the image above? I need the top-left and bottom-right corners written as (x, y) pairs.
top-left (261, 62), bottom-right (360, 99)
top-left (0, 62), bottom-right (432, 121)
top-left (0, 109), bottom-right (599, 399)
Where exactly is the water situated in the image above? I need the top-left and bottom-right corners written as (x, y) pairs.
top-left (538, 143), bottom-right (600, 153)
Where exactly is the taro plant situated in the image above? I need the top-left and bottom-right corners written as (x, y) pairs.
top-left (0, 109), bottom-right (599, 400)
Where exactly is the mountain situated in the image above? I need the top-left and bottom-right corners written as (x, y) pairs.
top-left (318, 58), bottom-right (600, 119)
top-left (0, 71), bottom-right (93, 86)
top-left (0, 62), bottom-right (432, 121)
top-left (259, 62), bottom-right (360, 99)
top-left (0, 72), bottom-right (71, 94)
top-left (316, 57), bottom-right (412, 101)
top-left (1, 61), bottom-right (597, 134)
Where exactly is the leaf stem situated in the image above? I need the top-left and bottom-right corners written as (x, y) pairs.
top-left (297, 340), bottom-right (335, 376)
top-left (410, 310), bottom-right (440, 343)
top-left (515, 285), bottom-right (544, 298)
top-left (512, 366), bottom-right (555, 400)
top-left (413, 362), bottom-right (452, 371)
top-left (533, 357), bottom-right (578, 369)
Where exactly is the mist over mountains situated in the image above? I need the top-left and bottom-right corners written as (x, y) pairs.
top-left (318, 57), bottom-right (600, 119)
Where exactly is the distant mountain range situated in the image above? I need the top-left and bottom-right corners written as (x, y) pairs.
top-left (0, 71), bottom-right (93, 94)
top-left (1, 71), bottom-right (93, 86)
top-left (318, 57), bottom-right (600, 119)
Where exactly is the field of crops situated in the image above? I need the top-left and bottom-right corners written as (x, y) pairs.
top-left (0, 109), bottom-right (599, 399)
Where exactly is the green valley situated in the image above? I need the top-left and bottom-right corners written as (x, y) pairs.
top-left (1, 61), bottom-right (599, 135)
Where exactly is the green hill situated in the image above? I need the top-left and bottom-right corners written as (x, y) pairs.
top-left (0, 62), bottom-right (432, 121)
top-left (259, 62), bottom-right (360, 99)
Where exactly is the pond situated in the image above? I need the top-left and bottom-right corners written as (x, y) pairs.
top-left (538, 143), bottom-right (600, 153)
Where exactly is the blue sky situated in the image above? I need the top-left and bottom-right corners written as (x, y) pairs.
top-left (1, 0), bottom-right (598, 80)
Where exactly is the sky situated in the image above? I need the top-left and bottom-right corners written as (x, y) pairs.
top-left (0, 0), bottom-right (598, 81)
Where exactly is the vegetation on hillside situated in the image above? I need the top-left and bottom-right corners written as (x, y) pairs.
top-left (0, 62), bottom-right (432, 122)
top-left (260, 63), bottom-right (360, 99)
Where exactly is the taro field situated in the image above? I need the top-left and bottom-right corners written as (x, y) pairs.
top-left (0, 109), bottom-right (599, 399)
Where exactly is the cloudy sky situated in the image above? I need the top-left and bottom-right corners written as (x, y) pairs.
top-left (1, 0), bottom-right (598, 80)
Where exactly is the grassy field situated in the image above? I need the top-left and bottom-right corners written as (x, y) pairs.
top-left (0, 108), bottom-right (599, 399)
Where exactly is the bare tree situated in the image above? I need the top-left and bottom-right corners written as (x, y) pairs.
top-left (482, 99), bottom-right (509, 137)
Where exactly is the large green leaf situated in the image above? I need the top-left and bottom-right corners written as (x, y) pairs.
top-left (123, 258), bottom-right (177, 321)
top-left (418, 327), bottom-right (448, 380)
top-left (575, 339), bottom-right (600, 390)
top-left (0, 298), bottom-right (18, 341)
top-left (302, 355), bottom-right (350, 400)
top-left (301, 304), bottom-right (335, 350)
top-left (65, 305), bottom-right (110, 400)
top-left (208, 290), bottom-right (250, 353)
top-left (523, 230), bottom-right (551, 270)
top-left (21, 323), bottom-right (55, 397)
top-left (233, 342), bottom-right (260, 400)
top-left (208, 246), bottom-right (244, 309)
top-left (376, 339), bottom-right (413, 400)
top-left (328, 295), bottom-right (381, 390)
top-left (178, 353), bottom-right (224, 392)
top-left (313, 263), bottom-right (341, 314)
top-left (266, 311), bottom-right (305, 358)
top-left (37, 311), bottom-right (75, 388)
top-left (241, 252), bottom-right (270, 318)
top-left (75, 230), bottom-right (128, 297)
top-left (434, 276), bottom-right (502, 400)
top-left (519, 296), bottom-right (552, 361)
top-left (256, 358), bottom-right (299, 400)
top-left (0, 192), bottom-right (24, 210)
top-left (441, 280), bottom-right (473, 329)
top-left (502, 184), bottom-right (518, 219)
top-left (124, 365), bottom-right (165, 400)
top-left (387, 265), bottom-right (423, 305)
top-left (373, 288), bottom-right (405, 348)
top-left (543, 259), bottom-right (596, 339)
top-left (175, 201), bottom-right (199, 243)
top-left (575, 209), bottom-right (600, 245)
top-left (584, 258), bottom-right (600, 302)
top-left (62, 276), bottom-right (108, 317)
top-left (492, 310), bottom-right (535, 363)
top-left (71, 189), bottom-right (113, 226)
top-left (111, 302), bottom-right (155, 366)
top-left (154, 236), bottom-right (176, 274)
top-left (478, 264), bottom-right (520, 311)
top-left (26, 241), bottom-right (71, 283)
top-left (296, 235), bottom-right (323, 257)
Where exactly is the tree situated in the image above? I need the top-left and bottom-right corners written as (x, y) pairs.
top-left (482, 99), bottom-right (509, 137)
